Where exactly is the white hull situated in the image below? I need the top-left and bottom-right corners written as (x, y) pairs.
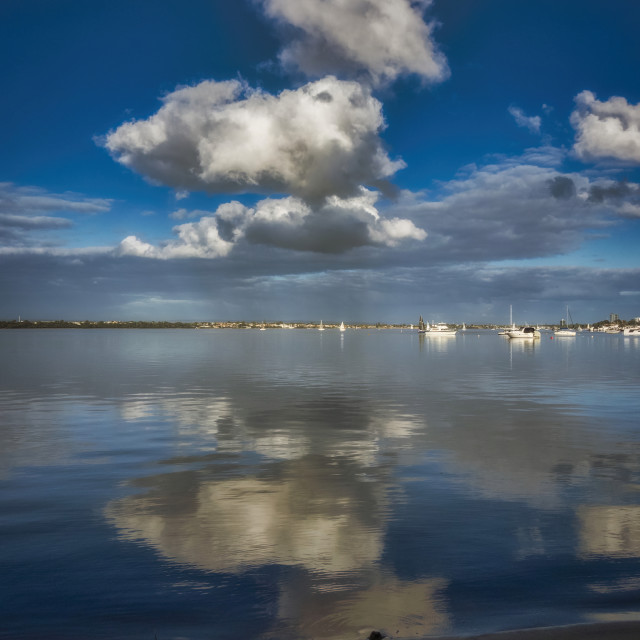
top-left (623, 327), bottom-right (640, 336)
top-left (424, 323), bottom-right (457, 336)
top-left (507, 327), bottom-right (540, 339)
top-left (554, 329), bottom-right (576, 337)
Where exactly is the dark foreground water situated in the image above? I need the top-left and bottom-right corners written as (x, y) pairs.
top-left (1, 328), bottom-right (639, 640)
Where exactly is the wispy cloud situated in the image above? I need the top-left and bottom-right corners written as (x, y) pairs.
top-left (508, 105), bottom-right (542, 134)
top-left (0, 182), bottom-right (112, 248)
top-left (0, 182), bottom-right (112, 217)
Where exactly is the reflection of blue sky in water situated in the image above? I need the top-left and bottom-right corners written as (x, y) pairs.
top-left (2, 330), bottom-right (640, 636)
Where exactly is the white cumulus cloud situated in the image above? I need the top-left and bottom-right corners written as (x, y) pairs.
top-left (571, 90), bottom-right (640, 164)
top-left (104, 76), bottom-right (404, 202)
top-left (258, 0), bottom-right (448, 85)
top-left (117, 217), bottom-right (234, 260)
top-left (117, 190), bottom-right (426, 259)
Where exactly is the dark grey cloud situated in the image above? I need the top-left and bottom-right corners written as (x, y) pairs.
top-left (548, 176), bottom-right (576, 200)
top-left (2, 241), bottom-right (639, 324)
top-left (588, 180), bottom-right (637, 203)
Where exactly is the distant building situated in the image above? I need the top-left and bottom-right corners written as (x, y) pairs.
top-left (610, 313), bottom-right (619, 323)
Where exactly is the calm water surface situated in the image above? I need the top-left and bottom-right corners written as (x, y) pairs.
top-left (1, 329), bottom-right (639, 639)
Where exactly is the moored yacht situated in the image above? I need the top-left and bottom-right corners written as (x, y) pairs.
top-left (554, 306), bottom-right (576, 337)
top-left (554, 328), bottom-right (576, 337)
top-left (426, 322), bottom-right (457, 336)
top-left (507, 326), bottom-right (541, 339)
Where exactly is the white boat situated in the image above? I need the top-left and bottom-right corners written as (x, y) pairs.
top-left (318, 320), bottom-right (325, 331)
top-left (339, 322), bottom-right (346, 332)
top-left (507, 326), bottom-right (541, 339)
top-left (426, 322), bottom-right (457, 336)
top-left (554, 306), bottom-right (576, 337)
top-left (623, 327), bottom-right (640, 336)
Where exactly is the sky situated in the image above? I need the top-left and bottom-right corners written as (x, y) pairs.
top-left (1, 0), bottom-right (640, 324)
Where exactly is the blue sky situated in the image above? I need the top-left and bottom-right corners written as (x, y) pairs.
top-left (1, 0), bottom-right (639, 324)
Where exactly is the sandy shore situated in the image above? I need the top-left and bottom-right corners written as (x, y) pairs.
top-left (428, 620), bottom-right (640, 640)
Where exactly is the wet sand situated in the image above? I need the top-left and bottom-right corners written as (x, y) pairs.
top-left (429, 620), bottom-right (640, 640)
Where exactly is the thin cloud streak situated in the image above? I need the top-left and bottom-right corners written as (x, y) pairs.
top-left (0, 182), bottom-right (112, 248)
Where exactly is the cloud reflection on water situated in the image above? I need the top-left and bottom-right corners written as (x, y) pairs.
top-left (3, 330), bottom-right (640, 636)
top-left (107, 384), bottom-right (451, 635)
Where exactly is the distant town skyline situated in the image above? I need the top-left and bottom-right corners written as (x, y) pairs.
top-left (1, 0), bottom-right (640, 323)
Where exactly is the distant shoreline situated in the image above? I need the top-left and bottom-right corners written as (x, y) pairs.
top-left (0, 319), bottom-right (633, 331)
top-left (2, 320), bottom-right (406, 330)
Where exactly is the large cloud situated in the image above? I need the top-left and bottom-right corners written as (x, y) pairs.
top-left (258, 0), bottom-right (448, 85)
top-left (104, 77), bottom-right (404, 202)
top-left (118, 189), bottom-right (426, 258)
top-left (394, 154), bottom-right (640, 263)
top-left (571, 91), bottom-right (640, 164)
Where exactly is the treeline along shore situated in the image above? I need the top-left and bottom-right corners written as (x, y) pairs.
top-left (1, 318), bottom-right (638, 330)
top-left (0, 319), bottom-right (396, 330)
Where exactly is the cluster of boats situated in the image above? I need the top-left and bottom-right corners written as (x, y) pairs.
top-left (415, 305), bottom-right (640, 340)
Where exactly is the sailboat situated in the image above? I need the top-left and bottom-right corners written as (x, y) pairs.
top-left (554, 306), bottom-right (576, 337)
top-left (339, 322), bottom-right (346, 332)
top-left (318, 320), bottom-right (325, 331)
top-left (498, 305), bottom-right (516, 335)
